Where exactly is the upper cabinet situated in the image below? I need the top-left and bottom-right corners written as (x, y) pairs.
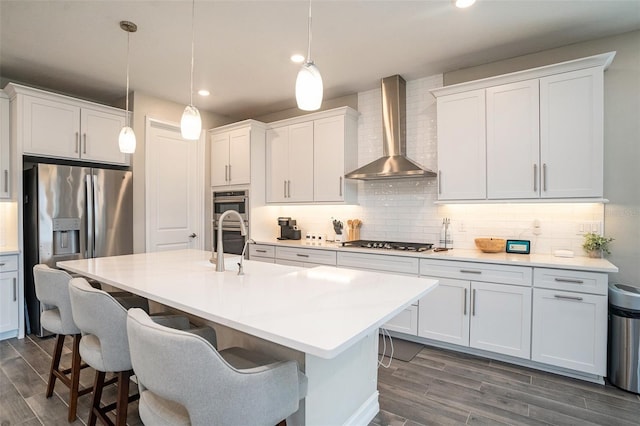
top-left (5, 83), bottom-right (129, 166)
top-left (0, 91), bottom-right (10, 199)
top-left (431, 51), bottom-right (614, 202)
top-left (266, 107), bottom-right (359, 204)
top-left (209, 120), bottom-right (265, 187)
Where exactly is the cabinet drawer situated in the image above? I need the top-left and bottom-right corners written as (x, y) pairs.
top-left (420, 259), bottom-right (532, 286)
top-left (276, 246), bottom-right (337, 266)
top-left (0, 255), bottom-right (18, 272)
top-left (534, 268), bottom-right (607, 295)
top-left (338, 252), bottom-right (419, 275)
top-left (249, 244), bottom-right (275, 259)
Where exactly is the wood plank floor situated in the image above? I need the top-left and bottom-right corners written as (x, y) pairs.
top-left (2, 335), bottom-right (639, 425)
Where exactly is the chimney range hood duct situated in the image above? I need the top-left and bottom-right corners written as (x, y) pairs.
top-left (345, 75), bottom-right (436, 180)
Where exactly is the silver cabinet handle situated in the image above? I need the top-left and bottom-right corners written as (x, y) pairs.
top-left (3, 169), bottom-right (7, 193)
top-left (225, 165), bottom-right (228, 181)
top-left (13, 278), bottom-right (17, 301)
top-left (0, 263), bottom-right (5, 266)
top-left (533, 164), bottom-right (538, 192)
top-left (543, 163), bottom-right (547, 192)
top-left (188, 233), bottom-right (197, 238)
top-left (438, 170), bottom-right (442, 194)
top-left (460, 269), bottom-right (482, 274)
top-left (83, 133), bottom-right (87, 154)
top-left (75, 132), bottom-right (79, 153)
top-left (287, 180), bottom-right (291, 198)
top-left (472, 288), bottom-right (476, 316)
top-left (463, 288), bottom-right (468, 316)
top-left (283, 180), bottom-right (287, 198)
top-left (296, 253), bottom-right (309, 258)
top-left (228, 164), bottom-right (232, 182)
top-left (554, 278), bottom-right (584, 284)
top-left (256, 249), bottom-right (267, 253)
top-left (554, 294), bottom-right (583, 301)
top-left (339, 176), bottom-right (343, 197)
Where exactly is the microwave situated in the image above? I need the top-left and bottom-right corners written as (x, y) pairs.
top-left (213, 190), bottom-right (248, 228)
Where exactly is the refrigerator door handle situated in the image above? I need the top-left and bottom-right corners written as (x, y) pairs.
top-left (85, 174), bottom-right (94, 258)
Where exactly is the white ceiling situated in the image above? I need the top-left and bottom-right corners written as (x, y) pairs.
top-left (1, 0), bottom-right (639, 120)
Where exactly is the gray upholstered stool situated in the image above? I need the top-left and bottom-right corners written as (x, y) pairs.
top-left (126, 308), bottom-right (308, 426)
top-left (32, 264), bottom-right (92, 422)
top-left (68, 277), bottom-right (217, 426)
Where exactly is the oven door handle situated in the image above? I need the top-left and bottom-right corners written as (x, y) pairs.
top-left (213, 196), bottom-right (248, 203)
top-left (214, 225), bottom-right (248, 232)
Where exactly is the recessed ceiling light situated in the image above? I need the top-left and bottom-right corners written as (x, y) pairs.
top-left (455, 0), bottom-right (476, 8)
top-left (291, 54), bottom-right (305, 64)
top-left (198, 89), bottom-right (210, 96)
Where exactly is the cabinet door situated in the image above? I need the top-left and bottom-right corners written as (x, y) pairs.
top-left (0, 94), bottom-right (9, 199)
top-left (540, 67), bottom-right (603, 198)
top-left (384, 305), bottom-right (418, 335)
top-left (470, 282), bottom-right (531, 359)
top-left (228, 128), bottom-right (251, 185)
top-left (437, 90), bottom-right (486, 200)
top-left (0, 272), bottom-right (19, 333)
top-left (418, 278), bottom-right (470, 346)
top-left (287, 122), bottom-right (314, 202)
top-left (22, 95), bottom-right (81, 159)
top-left (80, 107), bottom-right (128, 165)
top-left (487, 80), bottom-right (540, 199)
top-left (211, 133), bottom-right (230, 186)
top-left (314, 115), bottom-right (345, 202)
top-left (266, 126), bottom-right (289, 202)
top-left (532, 288), bottom-right (606, 375)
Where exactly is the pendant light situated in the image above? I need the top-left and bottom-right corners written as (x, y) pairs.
top-left (295, 0), bottom-right (323, 111)
top-left (181, 0), bottom-right (202, 140)
top-left (118, 21), bottom-right (137, 154)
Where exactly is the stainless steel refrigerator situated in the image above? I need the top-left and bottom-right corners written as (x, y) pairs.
top-left (23, 163), bottom-right (133, 336)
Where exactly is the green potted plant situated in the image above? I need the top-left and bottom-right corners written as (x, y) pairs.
top-left (582, 232), bottom-right (614, 258)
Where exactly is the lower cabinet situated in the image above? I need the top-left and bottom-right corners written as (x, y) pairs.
top-left (418, 277), bottom-right (532, 359)
top-left (0, 255), bottom-right (19, 338)
top-left (531, 268), bottom-right (608, 376)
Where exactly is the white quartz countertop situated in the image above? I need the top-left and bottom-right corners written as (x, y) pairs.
top-left (58, 249), bottom-right (438, 359)
top-left (254, 240), bottom-right (618, 273)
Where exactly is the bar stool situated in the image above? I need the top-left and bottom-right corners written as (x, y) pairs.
top-left (126, 308), bottom-right (308, 426)
top-left (32, 264), bottom-right (92, 422)
top-left (68, 277), bottom-right (217, 426)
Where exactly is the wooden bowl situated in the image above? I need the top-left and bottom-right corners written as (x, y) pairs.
top-left (474, 238), bottom-right (506, 253)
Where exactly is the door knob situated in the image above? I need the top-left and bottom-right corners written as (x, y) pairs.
top-left (188, 233), bottom-right (197, 238)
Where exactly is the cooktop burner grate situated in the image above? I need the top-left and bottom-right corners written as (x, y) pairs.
top-left (342, 240), bottom-right (434, 252)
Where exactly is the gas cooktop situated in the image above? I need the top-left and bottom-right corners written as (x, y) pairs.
top-left (341, 240), bottom-right (434, 252)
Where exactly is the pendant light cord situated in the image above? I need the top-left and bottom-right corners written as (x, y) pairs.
top-left (306, 0), bottom-right (313, 63)
top-left (189, 0), bottom-right (196, 107)
top-left (125, 30), bottom-right (131, 127)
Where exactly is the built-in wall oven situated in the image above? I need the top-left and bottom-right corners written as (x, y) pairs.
top-left (213, 190), bottom-right (249, 255)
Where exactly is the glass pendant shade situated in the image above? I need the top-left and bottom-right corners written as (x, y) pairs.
top-left (118, 126), bottom-right (137, 154)
top-left (181, 104), bottom-right (202, 140)
top-left (296, 61), bottom-right (323, 111)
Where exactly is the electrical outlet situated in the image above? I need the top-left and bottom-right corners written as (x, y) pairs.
top-left (576, 221), bottom-right (603, 235)
top-left (532, 219), bottom-right (542, 236)
top-left (458, 221), bottom-right (466, 232)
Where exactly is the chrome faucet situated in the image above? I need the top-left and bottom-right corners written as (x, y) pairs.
top-left (215, 210), bottom-right (247, 272)
top-left (237, 238), bottom-right (255, 276)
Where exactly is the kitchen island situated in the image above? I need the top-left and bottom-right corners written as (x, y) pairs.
top-left (58, 249), bottom-right (438, 426)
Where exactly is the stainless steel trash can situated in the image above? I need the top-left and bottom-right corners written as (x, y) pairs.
top-left (608, 283), bottom-right (640, 394)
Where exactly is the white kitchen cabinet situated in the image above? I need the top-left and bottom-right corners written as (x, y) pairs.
top-left (431, 52), bottom-right (613, 202)
top-left (531, 268), bottom-right (607, 375)
top-left (486, 80), bottom-right (540, 199)
top-left (210, 120), bottom-right (265, 187)
top-left (0, 255), bottom-right (19, 338)
top-left (0, 91), bottom-right (10, 199)
top-left (5, 84), bottom-right (128, 166)
top-left (436, 89), bottom-right (486, 200)
top-left (313, 111), bottom-right (358, 203)
top-left (266, 122), bottom-right (314, 203)
top-left (539, 67), bottom-right (604, 198)
top-left (419, 259), bottom-right (532, 359)
top-left (248, 243), bottom-right (276, 263)
top-left (383, 305), bottom-right (418, 335)
top-left (275, 246), bottom-right (336, 266)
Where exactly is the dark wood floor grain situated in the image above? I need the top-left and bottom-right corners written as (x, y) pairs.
top-left (2, 335), bottom-right (639, 425)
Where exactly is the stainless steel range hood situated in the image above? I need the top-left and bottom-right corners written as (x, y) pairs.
top-left (345, 75), bottom-right (436, 180)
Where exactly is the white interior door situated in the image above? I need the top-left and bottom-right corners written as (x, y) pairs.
top-left (146, 118), bottom-right (203, 252)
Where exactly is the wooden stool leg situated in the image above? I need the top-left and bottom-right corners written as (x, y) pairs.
top-left (88, 371), bottom-right (106, 426)
top-left (46, 334), bottom-right (65, 398)
top-left (67, 334), bottom-right (82, 422)
top-left (115, 370), bottom-right (132, 426)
